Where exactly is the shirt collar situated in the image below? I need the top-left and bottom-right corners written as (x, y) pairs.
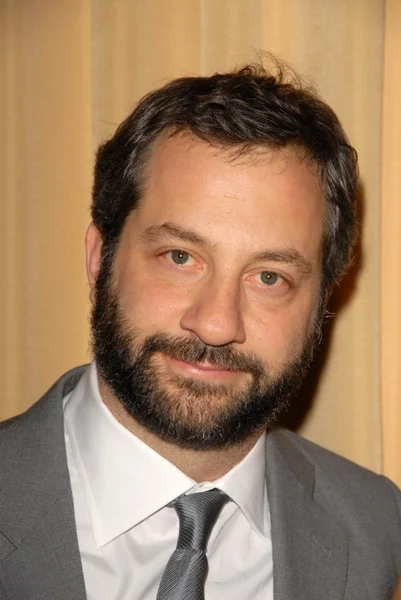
top-left (64, 363), bottom-right (269, 547)
top-left (214, 433), bottom-right (269, 539)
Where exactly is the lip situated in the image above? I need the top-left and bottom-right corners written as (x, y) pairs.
top-left (162, 354), bottom-right (240, 382)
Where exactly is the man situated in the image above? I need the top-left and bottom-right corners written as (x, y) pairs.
top-left (0, 62), bottom-right (400, 600)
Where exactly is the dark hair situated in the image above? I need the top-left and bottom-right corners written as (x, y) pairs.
top-left (92, 61), bottom-right (358, 292)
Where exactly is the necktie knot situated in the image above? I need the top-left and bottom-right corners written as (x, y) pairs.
top-left (156, 488), bottom-right (229, 600)
top-left (174, 488), bottom-right (229, 550)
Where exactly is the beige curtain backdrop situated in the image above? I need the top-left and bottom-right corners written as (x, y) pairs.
top-left (1, 0), bottom-right (400, 486)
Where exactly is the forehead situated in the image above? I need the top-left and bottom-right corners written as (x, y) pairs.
top-left (128, 132), bottom-right (324, 260)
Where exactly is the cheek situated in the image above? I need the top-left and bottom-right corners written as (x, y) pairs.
top-left (247, 291), bottom-right (318, 365)
top-left (117, 272), bottom-right (190, 333)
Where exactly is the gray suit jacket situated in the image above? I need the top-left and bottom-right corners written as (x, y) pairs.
top-left (0, 366), bottom-right (400, 599)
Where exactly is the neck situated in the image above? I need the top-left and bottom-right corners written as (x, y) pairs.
top-left (98, 377), bottom-right (264, 482)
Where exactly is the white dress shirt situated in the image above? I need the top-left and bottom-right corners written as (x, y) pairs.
top-left (63, 363), bottom-right (273, 599)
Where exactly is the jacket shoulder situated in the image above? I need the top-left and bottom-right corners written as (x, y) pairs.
top-left (0, 365), bottom-right (87, 443)
top-left (273, 428), bottom-right (401, 526)
top-left (276, 428), bottom-right (390, 478)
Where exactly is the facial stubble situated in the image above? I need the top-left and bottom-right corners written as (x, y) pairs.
top-left (91, 255), bottom-right (321, 450)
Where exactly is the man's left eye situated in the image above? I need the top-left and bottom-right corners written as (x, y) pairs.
top-left (258, 271), bottom-right (283, 286)
top-left (168, 250), bottom-right (192, 265)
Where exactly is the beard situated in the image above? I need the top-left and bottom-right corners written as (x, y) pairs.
top-left (91, 254), bottom-right (321, 450)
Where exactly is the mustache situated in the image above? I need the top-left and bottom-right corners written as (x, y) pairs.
top-left (138, 333), bottom-right (265, 378)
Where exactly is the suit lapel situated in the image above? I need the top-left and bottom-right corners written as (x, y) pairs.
top-left (267, 430), bottom-right (349, 600)
top-left (0, 367), bottom-right (87, 600)
top-left (0, 488), bottom-right (87, 600)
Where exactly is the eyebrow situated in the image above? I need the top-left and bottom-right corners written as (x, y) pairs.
top-left (141, 221), bottom-right (313, 276)
top-left (249, 249), bottom-right (313, 276)
top-left (141, 222), bottom-right (209, 246)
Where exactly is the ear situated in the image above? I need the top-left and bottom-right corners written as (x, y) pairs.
top-left (85, 222), bottom-right (103, 305)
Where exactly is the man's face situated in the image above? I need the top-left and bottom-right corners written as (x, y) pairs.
top-left (89, 134), bottom-right (324, 449)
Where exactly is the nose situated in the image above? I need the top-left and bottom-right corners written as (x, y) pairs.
top-left (179, 275), bottom-right (246, 346)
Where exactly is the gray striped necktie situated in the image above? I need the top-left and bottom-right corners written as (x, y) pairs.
top-left (156, 488), bottom-right (229, 600)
